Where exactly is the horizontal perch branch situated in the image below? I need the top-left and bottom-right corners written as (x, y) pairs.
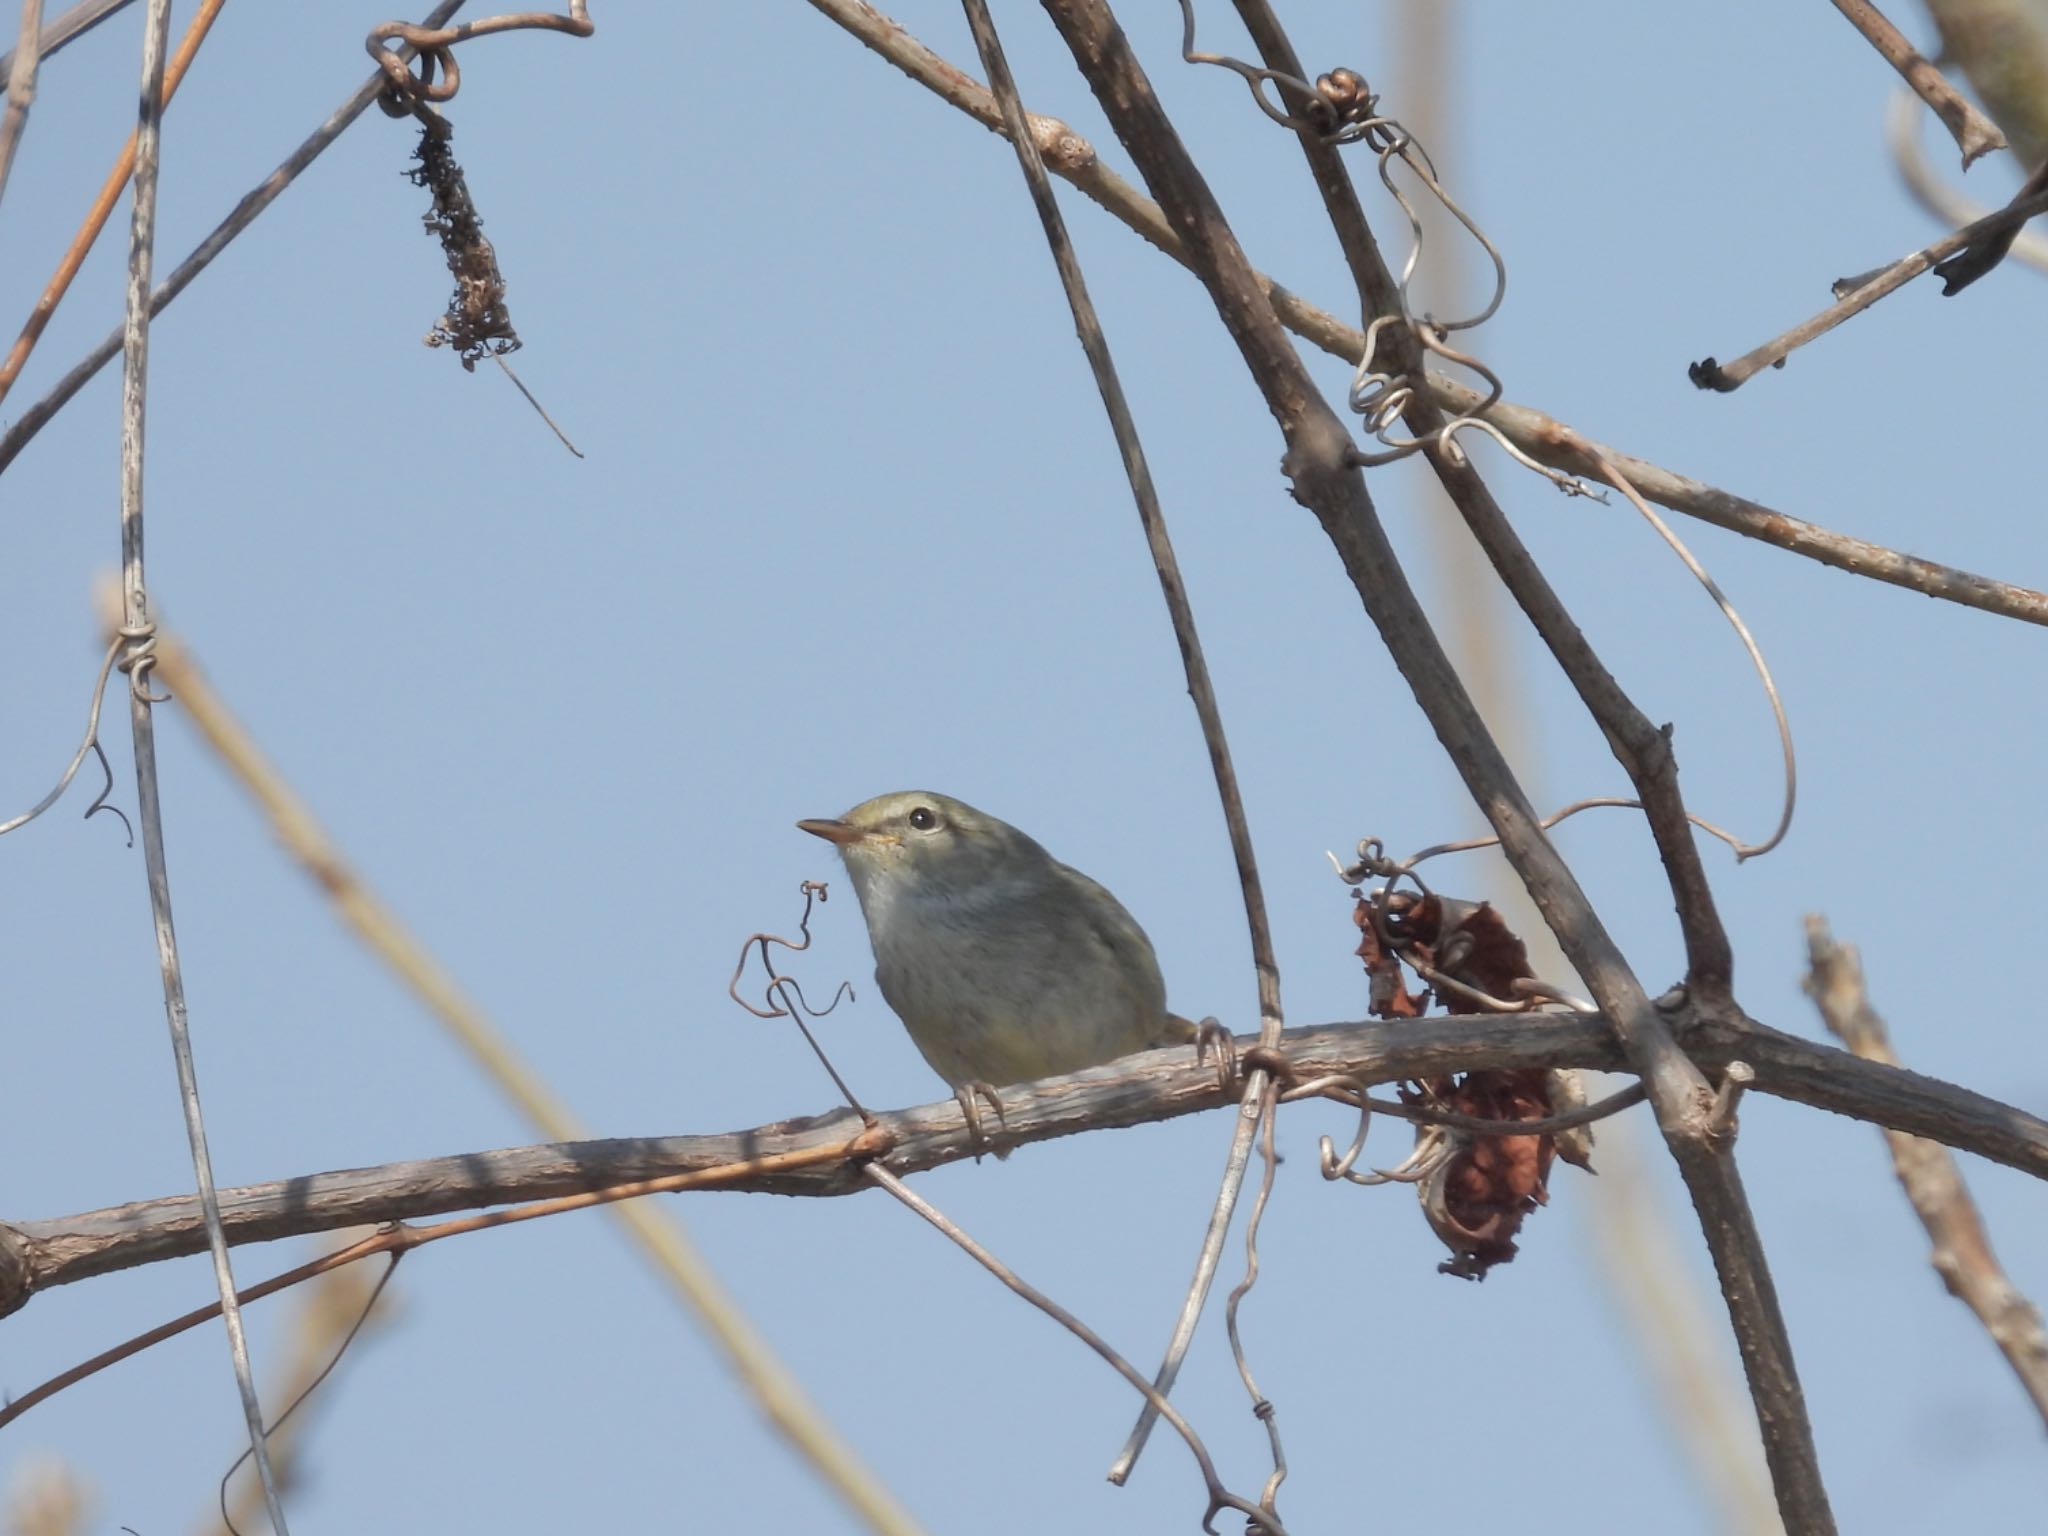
top-left (4, 1009), bottom-right (2043, 1315)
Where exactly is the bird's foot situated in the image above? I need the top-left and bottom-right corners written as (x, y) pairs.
top-left (954, 1080), bottom-right (1009, 1159)
top-left (1187, 1015), bottom-right (1238, 1091)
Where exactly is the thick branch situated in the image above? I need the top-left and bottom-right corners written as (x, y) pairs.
top-left (1227, 8), bottom-right (1833, 1519)
top-left (8, 1012), bottom-right (2046, 1311)
top-left (1229, 0), bottom-right (1734, 998)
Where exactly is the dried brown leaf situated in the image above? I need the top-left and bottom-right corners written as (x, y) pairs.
top-left (1352, 892), bottom-right (1428, 1018)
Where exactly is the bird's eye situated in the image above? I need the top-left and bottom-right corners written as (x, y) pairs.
top-left (908, 806), bottom-right (938, 832)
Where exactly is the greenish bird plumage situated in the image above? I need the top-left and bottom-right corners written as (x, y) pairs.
top-left (798, 790), bottom-right (1190, 1091)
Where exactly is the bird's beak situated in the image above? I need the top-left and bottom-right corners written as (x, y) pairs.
top-left (797, 817), bottom-right (865, 847)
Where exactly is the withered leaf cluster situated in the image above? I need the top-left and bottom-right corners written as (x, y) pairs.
top-left (409, 116), bottom-right (520, 370)
top-left (1353, 890), bottom-right (1579, 1278)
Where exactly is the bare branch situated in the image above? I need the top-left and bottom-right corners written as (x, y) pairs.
top-left (799, 2), bottom-right (2048, 623)
top-left (7, 1011), bottom-right (2048, 1313)
top-left (1923, 0), bottom-right (2048, 170)
top-left (3, 1138), bottom-right (887, 1431)
top-left (1804, 920), bottom-right (2048, 1430)
top-left (1462, 386), bottom-right (2048, 626)
top-left (1690, 170), bottom-right (2048, 391)
top-left (1828, 0), bottom-right (2005, 166)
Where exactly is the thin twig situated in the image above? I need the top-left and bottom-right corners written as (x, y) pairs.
top-left (0, 637), bottom-right (125, 839)
top-left (797, 2), bottom-right (2048, 626)
top-left (0, 0), bottom-right (229, 408)
top-left (0, 0), bottom-right (471, 477)
top-left (1580, 449), bottom-right (1797, 861)
top-left (864, 1163), bottom-right (1283, 1535)
top-left (0, 0), bottom-right (134, 77)
top-left (492, 353), bottom-right (584, 456)
top-left (1804, 919), bottom-right (2048, 1430)
top-left (1828, 0), bottom-right (2005, 166)
top-left (949, 0), bottom-right (1290, 1487)
top-left (1221, 1100), bottom-right (1287, 1517)
top-left (115, 0), bottom-right (290, 1527)
top-left (0, 0), bottom-right (44, 208)
top-left (210, 1251), bottom-right (402, 1536)
top-left (134, 620), bottom-right (925, 1536)
top-left (1690, 174), bottom-right (2048, 391)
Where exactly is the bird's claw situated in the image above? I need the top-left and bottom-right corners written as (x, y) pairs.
top-left (1192, 1016), bottom-right (1237, 1091)
top-left (954, 1080), bottom-right (1008, 1155)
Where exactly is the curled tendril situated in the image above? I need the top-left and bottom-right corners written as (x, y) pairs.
top-left (727, 880), bottom-right (866, 1115)
top-left (1173, 2), bottom-right (1605, 496)
top-left (0, 639), bottom-right (134, 846)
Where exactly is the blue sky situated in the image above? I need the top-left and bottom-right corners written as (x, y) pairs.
top-left (4, 4), bottom-right (2045, 1533)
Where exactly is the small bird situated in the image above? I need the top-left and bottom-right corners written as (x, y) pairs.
top-left (798, 790), bottom-right (1201, 1135)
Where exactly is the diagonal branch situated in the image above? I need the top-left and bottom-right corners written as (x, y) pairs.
top-left (1691, 169), bottom-right (2048, 390)
top-left (1828, 0), bottom-right (2005, 166)
top-left (1229, 0), bottom-right (1736, 1000)
top-left (1804, 920), bottom-right (2048, 1429)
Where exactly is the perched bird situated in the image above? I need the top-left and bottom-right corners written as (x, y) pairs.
top-left (798, 790), bottom-right (1201, 1135)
